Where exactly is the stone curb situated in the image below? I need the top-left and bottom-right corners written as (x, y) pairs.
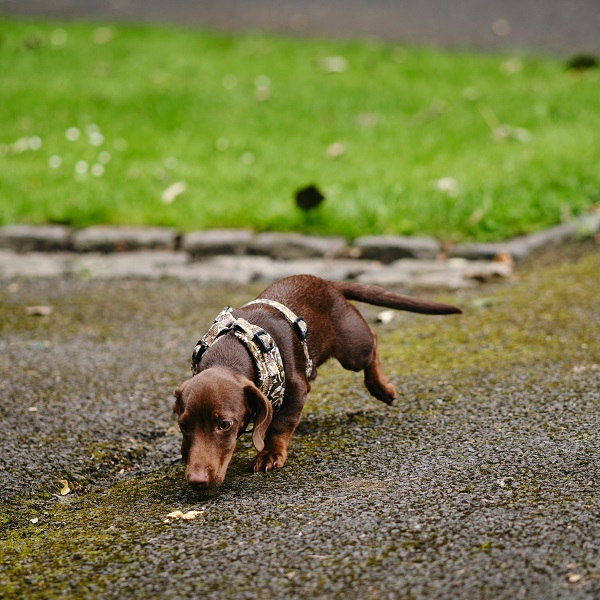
top-left (0, 213), bottom-right (598, 288)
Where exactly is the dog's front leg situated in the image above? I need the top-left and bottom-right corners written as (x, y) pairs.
top-left (251, 378), bottom-right (308, 473)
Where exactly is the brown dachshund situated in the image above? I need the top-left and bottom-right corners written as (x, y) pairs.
top-left (173, 274), bottom-right (461, 489)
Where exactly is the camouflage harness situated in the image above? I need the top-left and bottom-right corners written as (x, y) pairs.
top-left (191, 299), bottom-right (312, 413)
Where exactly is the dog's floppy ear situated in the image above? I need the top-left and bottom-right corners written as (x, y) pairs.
top-left (244, 383), bottom-right (273, 452)
top-left (172, 379), bottom-right (189, 415)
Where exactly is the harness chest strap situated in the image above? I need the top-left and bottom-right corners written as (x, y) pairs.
top-left (242, 299), bottom-right (313, 379)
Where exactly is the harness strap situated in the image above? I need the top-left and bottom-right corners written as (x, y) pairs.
top-left (190, 300), bottom-right (313, 413)
top-left (243, 299), bottom-right (313, 379)
top-left (190, 307), bottom-right (285, 412)
top-left (231, 317), bottom-right (285, 411)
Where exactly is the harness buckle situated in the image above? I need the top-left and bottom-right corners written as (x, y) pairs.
top-left (191, 339), bottom-right (209, 365)
top-left (292, 316), bottom-right (309, 341)
top-left (252, 329), bottom-right (274, 353)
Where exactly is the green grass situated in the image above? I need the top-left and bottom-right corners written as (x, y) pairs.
top-left (1, 18), bottom-right (599, 242)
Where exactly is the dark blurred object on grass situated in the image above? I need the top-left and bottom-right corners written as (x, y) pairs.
top-left (295, 184), bottom-right (325, 212)
top-left (565, 53), bottom-right (598, 72)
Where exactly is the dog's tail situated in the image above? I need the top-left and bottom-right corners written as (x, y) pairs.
top-left (334, 281), bottom-right (462, 315)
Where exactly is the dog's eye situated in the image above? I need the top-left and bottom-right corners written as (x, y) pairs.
top-left (217, 420), bottom-right (233, 431)
top-left (179, 421), bottom-right (189, 434)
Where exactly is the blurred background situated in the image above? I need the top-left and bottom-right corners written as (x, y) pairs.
top-left (1, 0), bottom-right (599, 243)
top-left (1, 0), bottom-right (599, 54)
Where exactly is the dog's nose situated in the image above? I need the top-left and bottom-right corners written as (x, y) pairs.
top-left (187, 469), bottom-right (211, 488)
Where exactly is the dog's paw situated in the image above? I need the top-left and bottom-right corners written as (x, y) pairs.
top-left (251, 450), bottom-right (287, 473)
top-left (368, 379), bottom-right (396, 405)
top-left (379, 381), bottom-right (396, 405)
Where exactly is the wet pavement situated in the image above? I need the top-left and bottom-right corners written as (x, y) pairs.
top-left (1, 0), bottom-right (599, 54)
top-left (1, 242), bottom-right (598, 598)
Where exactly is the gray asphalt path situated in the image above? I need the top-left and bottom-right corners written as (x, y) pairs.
top-left (1, 0), bottom-right (599, 54)
top-left (1, 243), bottom-right (599, 598)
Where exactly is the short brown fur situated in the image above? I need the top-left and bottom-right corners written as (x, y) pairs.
top-left (173, 274), bottom-right (461, 489)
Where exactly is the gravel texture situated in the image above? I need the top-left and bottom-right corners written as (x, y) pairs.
top-left (0, 242), bottom-right (599, 599)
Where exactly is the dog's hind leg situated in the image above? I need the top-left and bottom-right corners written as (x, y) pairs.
top-left (332, 304), bottom-right (396, 405)
top-left (363, 332), bottom-right (396, 405)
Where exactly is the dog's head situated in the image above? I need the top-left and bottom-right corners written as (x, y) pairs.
top-left (172, 367), bottom-right (273, 489)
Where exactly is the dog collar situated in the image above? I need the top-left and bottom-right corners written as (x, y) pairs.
top-left (191, 307), bottom-right (286, 412)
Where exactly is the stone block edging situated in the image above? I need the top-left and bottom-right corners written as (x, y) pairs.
top-left (0, 212), bottom-right (598, 262)
top-left (0, 214), bottom-right (598, 288)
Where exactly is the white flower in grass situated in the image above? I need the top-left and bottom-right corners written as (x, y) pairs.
top-left (98, 151), bottom-right (112, 164)
top-left (49, 155), bottom-right (62, 169)
top-left (91, 164), bottom-right (105, 177)
top-left (255, 75), bottom-right (271, 89)
top-left (254, 75), bottom-right (271, 101)
top-left (241, 152), bottom-right (255, 165)
top-left (66, 127), bottom-right (80, 141)
top-left (92, 27), bottom-right (114, 45)
top-left (28, 136), bottom-right (43, 150)
top-left (50, 29), bottom-right (68, 47)
top-left (75, 160), bottom-right (88, 175)
top-left (216, 138), bottom-right (229, 151)
top-left (89, 132), bottom-right (104, 147)
top-left (12, 138), bottom-right (29, 154)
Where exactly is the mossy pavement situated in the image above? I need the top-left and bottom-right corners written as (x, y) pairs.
top-left (0, 242), bottom-right (598, 598)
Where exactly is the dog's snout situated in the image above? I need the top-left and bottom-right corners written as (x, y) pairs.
top-left (187, 468), bottom-right (211, 488)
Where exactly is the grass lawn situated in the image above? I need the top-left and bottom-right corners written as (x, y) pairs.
top-left (1, 18), bottom-right (599, 242)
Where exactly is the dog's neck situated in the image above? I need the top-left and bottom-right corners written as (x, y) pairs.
top-left (191, 306), bottom-right (288, 413)
top-left (197, 334), bottom-right (256, 381)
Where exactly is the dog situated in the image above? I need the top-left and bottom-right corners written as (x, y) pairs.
top-left (173, 274), bottom-right (461, 489)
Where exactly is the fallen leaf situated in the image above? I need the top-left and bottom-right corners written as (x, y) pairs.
top-left (494, 251), bottom-right (514, 266)
top-left (434, 177), bottom-right (458, 196)
top-left (376, 310), bottom-right (395, 324)
top-left (326, 141), bottom-right (346, 158)
top-left (181, 510), bottom-right (201, 520)
top-left (468, 208), bottom-right (485, 225)
top-left (25, 305), bottom-right (53, 316)
top-left (493, 124), bottom-right (531, 143)
top-left (409, 100), bottom-right (447, 126)
top-left (59, 479), bottom-right (71, 495)
top-left (166, 509), bottom-right (202, 521)
top-left (355, 113), bottom-right (378, 127)
top-left (161, 181), bottom-right (187, 205)
top-left (319, 56), bottom-right (348, 73)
